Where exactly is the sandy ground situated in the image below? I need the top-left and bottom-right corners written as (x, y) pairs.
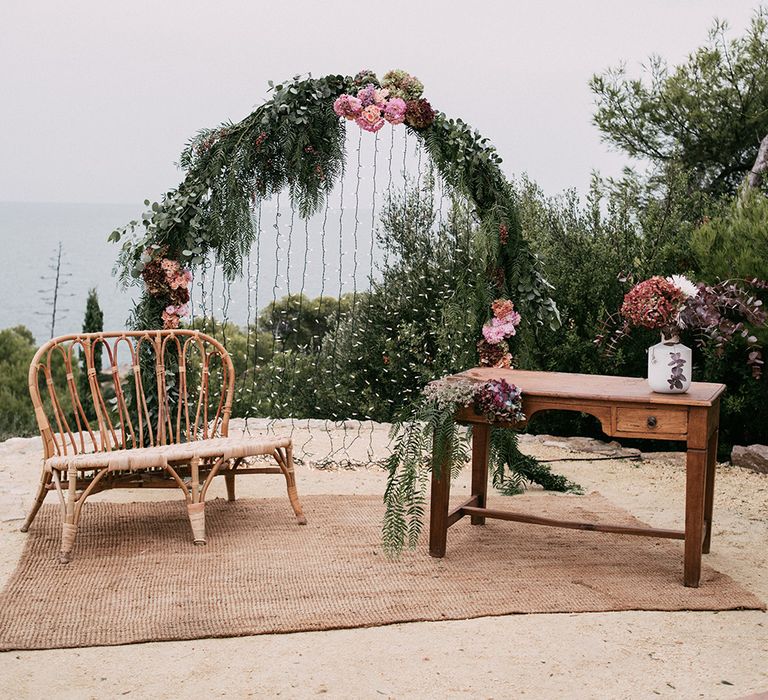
top-left (0, 420), bottom-right (766, 700)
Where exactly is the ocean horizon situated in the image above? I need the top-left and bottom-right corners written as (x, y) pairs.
top-left (0, 200), bottom-right (378, 343)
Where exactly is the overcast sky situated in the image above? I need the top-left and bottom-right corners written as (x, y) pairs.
top-left (0, 0), bottom-right (760, 205)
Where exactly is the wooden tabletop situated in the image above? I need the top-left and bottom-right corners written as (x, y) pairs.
top-left (456, 368), bottom-right (726, 407)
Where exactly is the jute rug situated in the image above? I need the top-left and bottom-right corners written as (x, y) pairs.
top-left (0, 493), bottom-right (762, 650)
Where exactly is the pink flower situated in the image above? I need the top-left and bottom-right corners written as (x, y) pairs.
top-left (356, 105), bottom-right (384, 132)
top-left (373, 88), bottom-right (389, 107)
top-left (361, 105), bottom-right (381, 123)
top-left (160, 258), bottom-right (180, 274)
top-left (333, 94), bottom-right (363, 120)
top-left (482, 324), bottom-right (508, 345)
top-left (481, 299), bottom-right (521, 345)
top-left (383, 97), bottom-right (407, 124)
top-left (161, 310), bottom-right (180, 329)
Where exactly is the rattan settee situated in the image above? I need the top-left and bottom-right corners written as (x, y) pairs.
top-left (21, 330), bottom-right (306, 562)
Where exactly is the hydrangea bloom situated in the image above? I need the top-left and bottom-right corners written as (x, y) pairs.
top-left (482, 299), bottom-right (521, 345)
top-left (621, 276), bottom-right (685, 334)
top-left (355, 85), bottom-right (388, 108)
top-left (477, 339), bottom-right (511, 368)
top-left (383, 97), bottom-right (407, 124)
top-left (333, 94), bottom-right (363, 120)
top-left (422, 378), bottom-right (478, 410)
top-left (474, 379), bottom-right (524, 423)
top-left (356, 105), bottom-right (385, 132)
top-left (404, 98), bottom-right (435, 129)
top-left (337, 71), bottom-right (431, 133)
top-left (353, 69), bottom-right (379, 88)
top-left (382, 69), bottom-right (424, 101)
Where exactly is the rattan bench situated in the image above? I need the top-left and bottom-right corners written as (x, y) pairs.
top-left (21, 330), bottom-right (306, 562)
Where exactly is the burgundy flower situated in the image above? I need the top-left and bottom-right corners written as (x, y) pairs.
top-left (477, 339), bottom-right (511, 368)
top-left (621, 276), bottom-right (684, 334)
top-left (404, 99), bottom-right (435, 129)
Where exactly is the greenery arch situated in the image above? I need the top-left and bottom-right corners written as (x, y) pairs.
top-left (111, 70), bottom-right (559, 334)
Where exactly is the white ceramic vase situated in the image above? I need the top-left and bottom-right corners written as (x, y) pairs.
top-left (647, 334), bottom-right (692, 393)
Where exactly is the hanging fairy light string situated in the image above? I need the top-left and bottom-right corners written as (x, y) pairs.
top-left (341, 128), bottom-right (365, 460)
top-left (221, 271), bottom-right (232, 351)
top-left (279, 200), bottom-right (297, 425)
top-left (240, 198), bottom-right (261, 411)
top-left (299, 195), bottom-right (333, 461)
top-left (363, 131), bottom-right (381, 460)
top-left (265, 192), bottom-right (283, 418)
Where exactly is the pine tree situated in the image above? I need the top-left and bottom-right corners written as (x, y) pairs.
top-left (79, 289), bottom-right (104, 419)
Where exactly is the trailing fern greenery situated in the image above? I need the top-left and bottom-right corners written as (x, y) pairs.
top-left (382, 382), bottom-right (582, 556)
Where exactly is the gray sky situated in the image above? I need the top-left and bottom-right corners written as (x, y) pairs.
top-left (0, 0), bottom-right (760, 204)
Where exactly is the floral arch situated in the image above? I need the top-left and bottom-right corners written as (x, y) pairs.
top-left (112, 69), bottom-right (558, 338)
top-left (111, 69), bottom-right (569, 552)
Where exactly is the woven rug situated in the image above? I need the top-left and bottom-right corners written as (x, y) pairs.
top-left (0, 493), bottom-right (762, 650)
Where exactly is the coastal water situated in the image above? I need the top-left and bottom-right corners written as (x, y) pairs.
top-left (0, 201), bottom-right (377, 343)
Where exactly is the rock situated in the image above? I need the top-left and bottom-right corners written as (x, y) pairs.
top-left (532, 433), bottom-right (640, 459)
top-left (731, 445), bottom-right (768, 474)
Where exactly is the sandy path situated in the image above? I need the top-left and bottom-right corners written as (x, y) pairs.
top-left (0, 422), bottom-right (766, 699)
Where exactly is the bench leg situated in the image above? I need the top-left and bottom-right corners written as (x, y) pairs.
top-left (59, 466), bottom-right (79, 563)
top-left (187, 502), bottom-right (206, 545)
top-left (274, 446), bottom-right (307, 525)
top-left (59, 522), bottom-right (78, 564)
top-left (684, 448), bottom-right (706, 587)
top-left (702, 429), bottom-right (718, 554)
top-left (187, 456), bottom-right (207, 544)
top-left (20, 471), bottom-right (51, 533)
top-left (225, 472), bottom-right (236, 502)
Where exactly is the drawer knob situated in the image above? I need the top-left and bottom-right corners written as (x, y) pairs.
top-left (647, 416), bottom-right (658, 428)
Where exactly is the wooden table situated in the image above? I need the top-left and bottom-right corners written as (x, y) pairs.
top-left (428, 368), bottom-right (725, 587)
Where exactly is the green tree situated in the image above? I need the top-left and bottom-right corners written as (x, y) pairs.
top-left (0, 326), bottom-right (39, 440)
top-left (590, 9), bottom-right (768, 196)
top-left (258, 293), bottom-right (354, 353)
top-left (517, 169), bottom-right (709, 377)
top-left (79, 289), bottom-right (104, 419)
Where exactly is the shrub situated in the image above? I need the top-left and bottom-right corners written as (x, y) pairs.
top-left (692, 189), bottom-right (768, 281)
top-left (0, 327), bottom-right (38, 440)
top-left (515, 171), bottom-right (767, 451)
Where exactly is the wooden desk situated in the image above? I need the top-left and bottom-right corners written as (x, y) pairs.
top-left (428, 368), bottom-right (725, 587)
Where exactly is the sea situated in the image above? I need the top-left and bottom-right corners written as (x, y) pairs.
top-left (0, 201), bottom-right (379, 343)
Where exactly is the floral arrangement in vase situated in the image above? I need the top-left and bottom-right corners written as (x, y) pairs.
top-left (140, 249), bottom-right (193, 329)
top-left (333, 69), bottom-right (435, 133)
top-left (599, 274), bottom-right (768, 391)
top-left (477, 299), bottom-right (521, 368)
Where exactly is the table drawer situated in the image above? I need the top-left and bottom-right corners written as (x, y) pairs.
top-left (615, 407), bottom-right (688, 437)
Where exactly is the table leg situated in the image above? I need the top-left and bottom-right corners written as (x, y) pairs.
top-left (470, 424), bottom-right (490, 525)
top-left (429, 434), bottom-right (452, 558)
top-left (684, 447), bottom-right (707, 587)
top-left (702, 428), bottom-right (718, 554)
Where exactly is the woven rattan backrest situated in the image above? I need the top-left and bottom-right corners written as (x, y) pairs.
top-left (28, 330), bottom-right (235, 460)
